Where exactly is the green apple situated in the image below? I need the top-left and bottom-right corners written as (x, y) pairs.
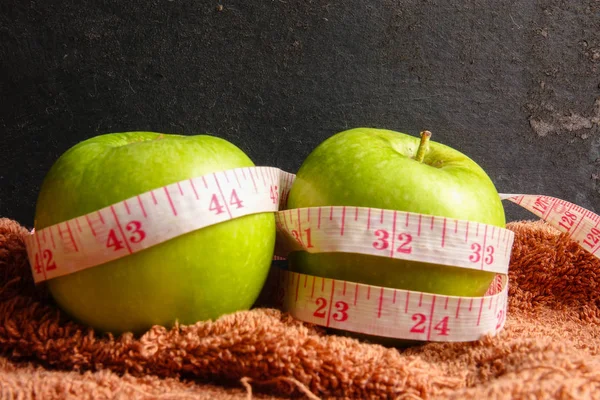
top-left (34, 132), bottom-right (275, 335)
top-left (286, 127), bottom-right (506, 299)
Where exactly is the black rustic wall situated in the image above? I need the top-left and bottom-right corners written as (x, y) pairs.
top-left (1, 0), bottom-right (599, 227)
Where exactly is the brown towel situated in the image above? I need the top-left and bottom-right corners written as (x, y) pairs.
top-left (1, 217), bottom-right (599, 399)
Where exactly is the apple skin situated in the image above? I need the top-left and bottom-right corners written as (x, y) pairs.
top-left (286, 127), bottom-right (506, 299)
top-left (34, 132), bottom-right (275, 335)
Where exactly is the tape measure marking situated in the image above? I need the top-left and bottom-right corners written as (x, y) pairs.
top-left (26, 166), bottom-right (295, 283)
top-left (502, 194), bottom-right (600, 257)
top-left (274, 207), bottom-right (514, 274)
top-left (273, 268), bottom-right (508, 342)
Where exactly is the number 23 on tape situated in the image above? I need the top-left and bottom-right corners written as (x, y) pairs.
top-left (271, 268), bottom-right (508, 342)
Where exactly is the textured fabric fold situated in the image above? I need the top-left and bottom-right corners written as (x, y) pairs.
top-left (1, 217), bottom-right (599, 399)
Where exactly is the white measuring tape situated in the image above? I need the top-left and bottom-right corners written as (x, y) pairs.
top-left (272, 206), bottom-right (513, 342)
top-left (25, 167), bottom-right (295, 282)
top-left (500, 193), bottom-right (600, 257)
top-left (24, 166), bottom-right (600, 342)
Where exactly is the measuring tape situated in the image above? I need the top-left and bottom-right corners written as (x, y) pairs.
top-left (272, 206), bottom-right (513, 342)
top-left (24, 166), bottom-right (600, 342)
top-left (500, 193), bottom-right (600, 257)
top-left (25, 167), bottom-right (295, 283)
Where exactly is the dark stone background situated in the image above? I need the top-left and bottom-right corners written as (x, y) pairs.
top-left (1, 0), bottom-right (599, 228)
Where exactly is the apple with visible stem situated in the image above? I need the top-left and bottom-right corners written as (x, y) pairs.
top-left (285, 127), bottom-right (505, 344)
top-left (34, 132), bottom-right (276, 335)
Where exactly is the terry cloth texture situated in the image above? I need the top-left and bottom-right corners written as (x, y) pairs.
top-left (0, 217), bottom-right (600, 399)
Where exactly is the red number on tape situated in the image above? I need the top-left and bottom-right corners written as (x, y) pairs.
top-left (291, 228), bottom-right (314, 248)
top-left (411, 313), bottom-right (450, 336)
top-left (410, 313), bottom-right (427, 333)
top-left (558, 211), bottom-right (577, 231)
top-left (312, 297), bottom-right (349, 322)
top-left (313, 297), bottom-right (327, 318)
top-left (209, 194), bottom-right (225, 215)
top-left (496, 309), bottom-right (505, 330)
top-left (210, 190), bottom-right (244, 214)
top-left (484, 245), bottom-right (494, 265)
top-left (532, 196), bottom-right (550, 214)
top-left (469, 243), bottom-right (481, 263)
top-left (396, 233), bottom-right (412, 254)
top-left (332, 301), bottom-right (349, 322)
top-left (270, 185), bottom-right (279, 204)
top-left (434, 316), bottom-right (450, 336)
top-left (305, 228), bottom-right (313, 248)
top-left (35, 249), bottom-right (57, 273)
top-left (34, 254), bottom-right (42, 274)
top-left (583, 227), bottom-right (600, 248)
top-left (126, 221), bottom-right (146, 243)
top-left (107, 220), bottom-right (145, 251)
top-left (373, 229), bottom-right (389, 250)
top-left (106, 229), bottom-right (125, 251)
top-left (291, 230), bottom-right (300, 243)
top-left (469, 243), bottom-right (495, 265)
top-left (229, 189), bottom-right (244, 209)
top-left (374, 230), bottom-right (413, 254)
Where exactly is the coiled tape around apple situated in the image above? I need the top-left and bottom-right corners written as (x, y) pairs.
top-left (24, 166), bottom-right (600, 342)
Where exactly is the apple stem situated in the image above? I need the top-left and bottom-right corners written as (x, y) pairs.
top-left (415, 130), bottom-right (432, 163)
